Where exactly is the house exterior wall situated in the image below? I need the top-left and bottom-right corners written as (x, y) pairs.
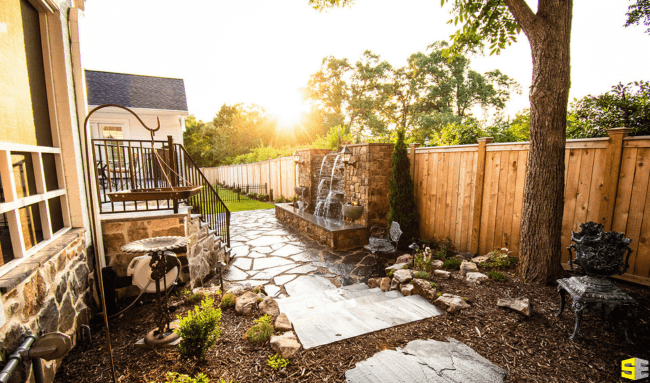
top-left (88, 108), bottom-right (187, 144)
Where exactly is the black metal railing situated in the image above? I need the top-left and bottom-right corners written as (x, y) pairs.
top-left (91, 138), bottom-right (230, 246)
top-left (215, 183), bottom-right (268, 203)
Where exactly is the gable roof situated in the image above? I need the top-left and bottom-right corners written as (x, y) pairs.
top-left (85, 70), bottom-right (188, 111)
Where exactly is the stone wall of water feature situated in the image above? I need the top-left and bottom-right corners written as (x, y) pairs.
top-left (343, 143), bottom-right (394, 228)
top-left (295, 148), bottom-right (333, 214)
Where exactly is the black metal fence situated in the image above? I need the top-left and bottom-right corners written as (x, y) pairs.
top-left (214, 183), bottom-right (269, 203)
top-left (91, 138), bottom-right (230, 245)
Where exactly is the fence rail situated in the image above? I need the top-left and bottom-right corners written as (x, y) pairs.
top-left (411, 131), bottom-right (650, 286)
top-left (215, 183), bottom-right (268, 203)
top-left (202, 156), bottom-right (298, 201)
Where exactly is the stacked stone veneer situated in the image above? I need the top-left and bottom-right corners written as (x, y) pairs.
top-left (343, 144), bottom-right (393, 228)
top-left (0, 229), bottom-right (93, 383)
top-left (101, 210), bottom-right (228, 295)
top-left (296, 148), bottom-right (333, 214)
top-left (275, 204), bottom-right (369, 250)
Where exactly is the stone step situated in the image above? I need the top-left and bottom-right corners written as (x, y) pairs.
top-left (291, 294), bottom-right (445, 349)
top-left (285, 290), bottom-right (403, 324)
top-left (277, 282), bottom-right (368, 306)
top-left (277, 288), bottom-right (382, 317)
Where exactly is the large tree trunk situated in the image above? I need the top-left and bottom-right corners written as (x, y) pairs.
top-left (508, 0), bottom-right (573, 284)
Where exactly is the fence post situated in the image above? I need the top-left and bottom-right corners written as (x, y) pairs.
top-left (597, 127), bottom-right (632, 231)
top-left (268, 159), bottom-right (272, 193)
top-left (470, 137), bottom-right (493, 255)
top-left (409, 143), bottom-right (420, 181)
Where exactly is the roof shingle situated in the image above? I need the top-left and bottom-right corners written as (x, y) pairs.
top-left (85, 70), bottom-right (188, 111)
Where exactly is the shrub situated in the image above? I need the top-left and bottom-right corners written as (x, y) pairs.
top-left (220, 293), bottom-right (235, 309)
top-left (248, 192), bottom-right (258, 199)
top-left (187, 292), bottom-right (205, 305)
top-left (414, 252), bottom-right (433, 272)
top-left (413, 271), bottom-right (429, 279)
top-left (268, 354), bottom-right (290, 370)
top-left (434, 250), bottom-right (446, 260)
top-left (245, 321), bottom-right (274, 344)
top-left (254, 314), bottom-right (273, 325)
top-left (488, 271), bottom-right (506, 281)
top-left (401, 264), bottom-right (408, 269)
top-left (483, 249), bottom-right (518, 270)
top-left (442, 258), bottom-right (462, 270)
top-left (253, 287), bottom-right (261, 294)
top-left (388, 129), bottom-right (419, 246)
top-left (233, 187), bottom-right (241, 193)
top-left (260, 194), bottom-right (270, 201)
top-left (175, 296), bottom-right (222, 359)
top-left (438, 238), bottom-right (456, 258)
top-left (180, 289), bottom-right (191, 296)
top-left (429, 282), bottom-right (437, 289)
top-left (274, 197), bottom-right (285, 203)
top-left (387, 269), bottom-right (394, 277)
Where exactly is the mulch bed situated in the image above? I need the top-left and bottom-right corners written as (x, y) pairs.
top-left (54, 270), bottom-right (649, 383)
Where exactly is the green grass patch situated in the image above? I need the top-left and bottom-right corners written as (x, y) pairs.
top-left (488, 271), bottom-right (506, 281)
top-left (442, 258), bottom-right (462, 270)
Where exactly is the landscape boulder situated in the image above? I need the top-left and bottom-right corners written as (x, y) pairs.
top-left (396, 254), bottom-right (414, 265)
top-left (275, 313), bottom-right (293, 331)
top-left (270, 331), bottom-right (301, 359)
top-left (460, 260), bottom-right (478, 276)
top-left (497, 297), bottom-right (531, 317)
top-left (379, 277), bottom-right (391, 292)
top-left (393, 269), bottom-right (414, 284)
top-left (367, 278), bottom-right (380, 289)
top-left (471, 255), bottom-right (490, 263)
top-left (411, 279), bottom-right (435, 300)
top-left (390, 278), bottom-right (400, 291)
top-left (259, 296), bottom-right (280, 316)
top-left (235, 291), bottom-right (259, 316)
top-left (435, 294), bottom-right (470, 313)
top-left (226, 283), bottom-right (253, 297)
top-left (400, 284), bottom-right (414, 296)
top-left (385, 263), bottom-right (408, 274)
top-left (431, 260), bottom-right (444, 269)
top-left (466, 272), bottom-right (489, 285)
top-left (433, 270), bottom-right (451, 279)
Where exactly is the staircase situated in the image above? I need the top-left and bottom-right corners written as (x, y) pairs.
top-left (277, 282), bottom-right (445, 349)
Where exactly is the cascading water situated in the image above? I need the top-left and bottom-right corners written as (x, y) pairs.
top-left (313, 152), bottom-right (345, 222)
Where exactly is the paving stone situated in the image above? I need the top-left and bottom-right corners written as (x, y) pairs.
top-left (254, 246), bottom-right (274, 254)
top-left (251, 264), bottom-right (297, 280)
top-left (265, 285), bottom-right (282, 297)
top-left (313, 262), bottom-right (356, 276)
top-left (345, 338), bottom-right (506, 383)
top-left (271, 243), bottom-right (286, 250)
top-left (252, 257), bottom-right (296, 270)
top-left (290, 251), bottom-right (322, 263)
top-left (230, 235), bottom-right (249, 241)
top-left (286, 265), bottom-right (318, 274)
top-left (274, 274), bottom-right (298, 285)
top-left (230, 246), bottom-right (250, 257)
top-left (246, 280), bottom-right (268, 287)
top-left (223, 266), bottom-right (249, 281)
top-left (284, 276), bottom-right (336, 297)
top-left (341, 252), bottom-right (367, 265)
top-left (232, 258), bottom-right (252, 270)
top-left (247, 236), bottom-right (286, 247)
top-left (271, 244), bottom-right (304, 257)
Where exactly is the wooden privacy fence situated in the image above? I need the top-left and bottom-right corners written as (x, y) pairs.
top-left (202, 156), bottom-right (298, 200)
top-left (411, 129), bottom-right (650, 286)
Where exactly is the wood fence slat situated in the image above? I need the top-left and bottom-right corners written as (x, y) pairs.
top-left (509, 150), bottom-right (527, 256)
top-left (485, 151), bottom-right (501, 254)
top-left (574, 148), bottom-right (595, 229)
top-left (435, 153), bottom-right (448, 238)
top-left (420, 153), bottom-right (430, 238)
top-left (494, 151), bottom-right (510, 249)
top-left (478, 151), bottom-right (494, 255)
top-left (612, 148), bottom-right (638, 233)
top-left (633, 171), bottom-right (650, 278)
top-left (427, 152), bottom-right (439, 240)
top-left (502, 151), bottom-right (518, 249)
top-left (625, 148), bottom-right (650, 274)
top-left (560, 150), bottom-right (582, 262)
top-left (462, 152), bottom-right (476, 251)
top-left (454, 152), bottom-right (468, 247)
top-left (446, 153), bottom-right (460, 239)
top-left (586, 149), bottom-right (606, 223)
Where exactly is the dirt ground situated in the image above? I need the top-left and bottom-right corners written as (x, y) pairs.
top-left (54, 269), bottom-right (649, 383)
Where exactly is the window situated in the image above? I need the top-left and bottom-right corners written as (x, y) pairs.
top-left (102, 125), bottom-right (123, 139)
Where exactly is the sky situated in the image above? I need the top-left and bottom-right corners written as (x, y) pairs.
top-left (79, 0), bottom-right (650, 128)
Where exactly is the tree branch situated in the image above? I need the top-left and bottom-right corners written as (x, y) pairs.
top-left (503, 0), bottom-right (537, 33)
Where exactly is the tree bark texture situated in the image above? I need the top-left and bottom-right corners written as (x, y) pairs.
top-left (506, 0), bottom-right (573, 284)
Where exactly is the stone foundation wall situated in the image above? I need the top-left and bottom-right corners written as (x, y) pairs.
top-left (101, 210), bottom-right (228, 295)
top-left (344, 144), bottom-right (393, 228)
top-left (275, 204), bottom-right (368, 250)
top-left (0, 229), bottom-right (93, 383)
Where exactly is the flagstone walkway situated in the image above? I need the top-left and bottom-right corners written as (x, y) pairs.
top-left (223, 208), bottom-right (377, 297)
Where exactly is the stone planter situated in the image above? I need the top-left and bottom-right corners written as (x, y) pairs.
top-left (343, 204), bottom-right (364, 220)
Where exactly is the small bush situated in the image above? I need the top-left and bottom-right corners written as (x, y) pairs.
top-left (488, 271), bottom-right (506, 281)
top-left (401, 264), bottom-right (408, 269)
top-left (268, 353), bottom-right (290, 370)
top-left (413, 271), bottom-right (429, 279)
top-left (233, 187), bottom-right (241, 193)
top-left (274, 197), bottom-right (285, 203)
top-left (436, 292), bottom-right (442, 297)
top-left (220, 293), bottom-right (235, 309)
top-left (258, 194), bottom-right (270, 201)
top-left (151, 371), bottom-right (210, 383)
top-left (187, 292), bottom-right (205, 305)
top-left (414, 251), bottom-right (433, 272)
top-left (175, 296), bottom-right (222, 359)
top-left (434, 250), bottom-right (446, 260)
top-left (483, 249), bottom-right (519, 270)
top-left (442, 258), bottom-right (462, 270)
top-left (180, 289), bottom-right (191, 296)
top-left (245, 322), bottom-right (274, 344)
top-left (253, 287), bottom-right (261, 294)
top-left (429, 282), bottom-right (437, 289)
top-left (387, 269), bottom-right (394, 277)
top-left (254, 314), bottom-right (273, 325)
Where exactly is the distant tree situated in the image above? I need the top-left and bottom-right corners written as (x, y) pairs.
top-left (567, 81), bottom-right (650, 139)
top-left (388, 129), bottom-right (419, 245)
top-left (183, 115), bottom-right (214, 167)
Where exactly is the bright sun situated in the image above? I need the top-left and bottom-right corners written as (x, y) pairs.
top-left (264, 89), bottom-right (309, 131)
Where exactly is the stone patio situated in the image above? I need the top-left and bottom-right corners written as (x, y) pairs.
top-left (223, 209), bottom-right (377, 296)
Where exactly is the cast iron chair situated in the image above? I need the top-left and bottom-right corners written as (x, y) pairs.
top-left (364, 221), bottom-right (403, 276)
